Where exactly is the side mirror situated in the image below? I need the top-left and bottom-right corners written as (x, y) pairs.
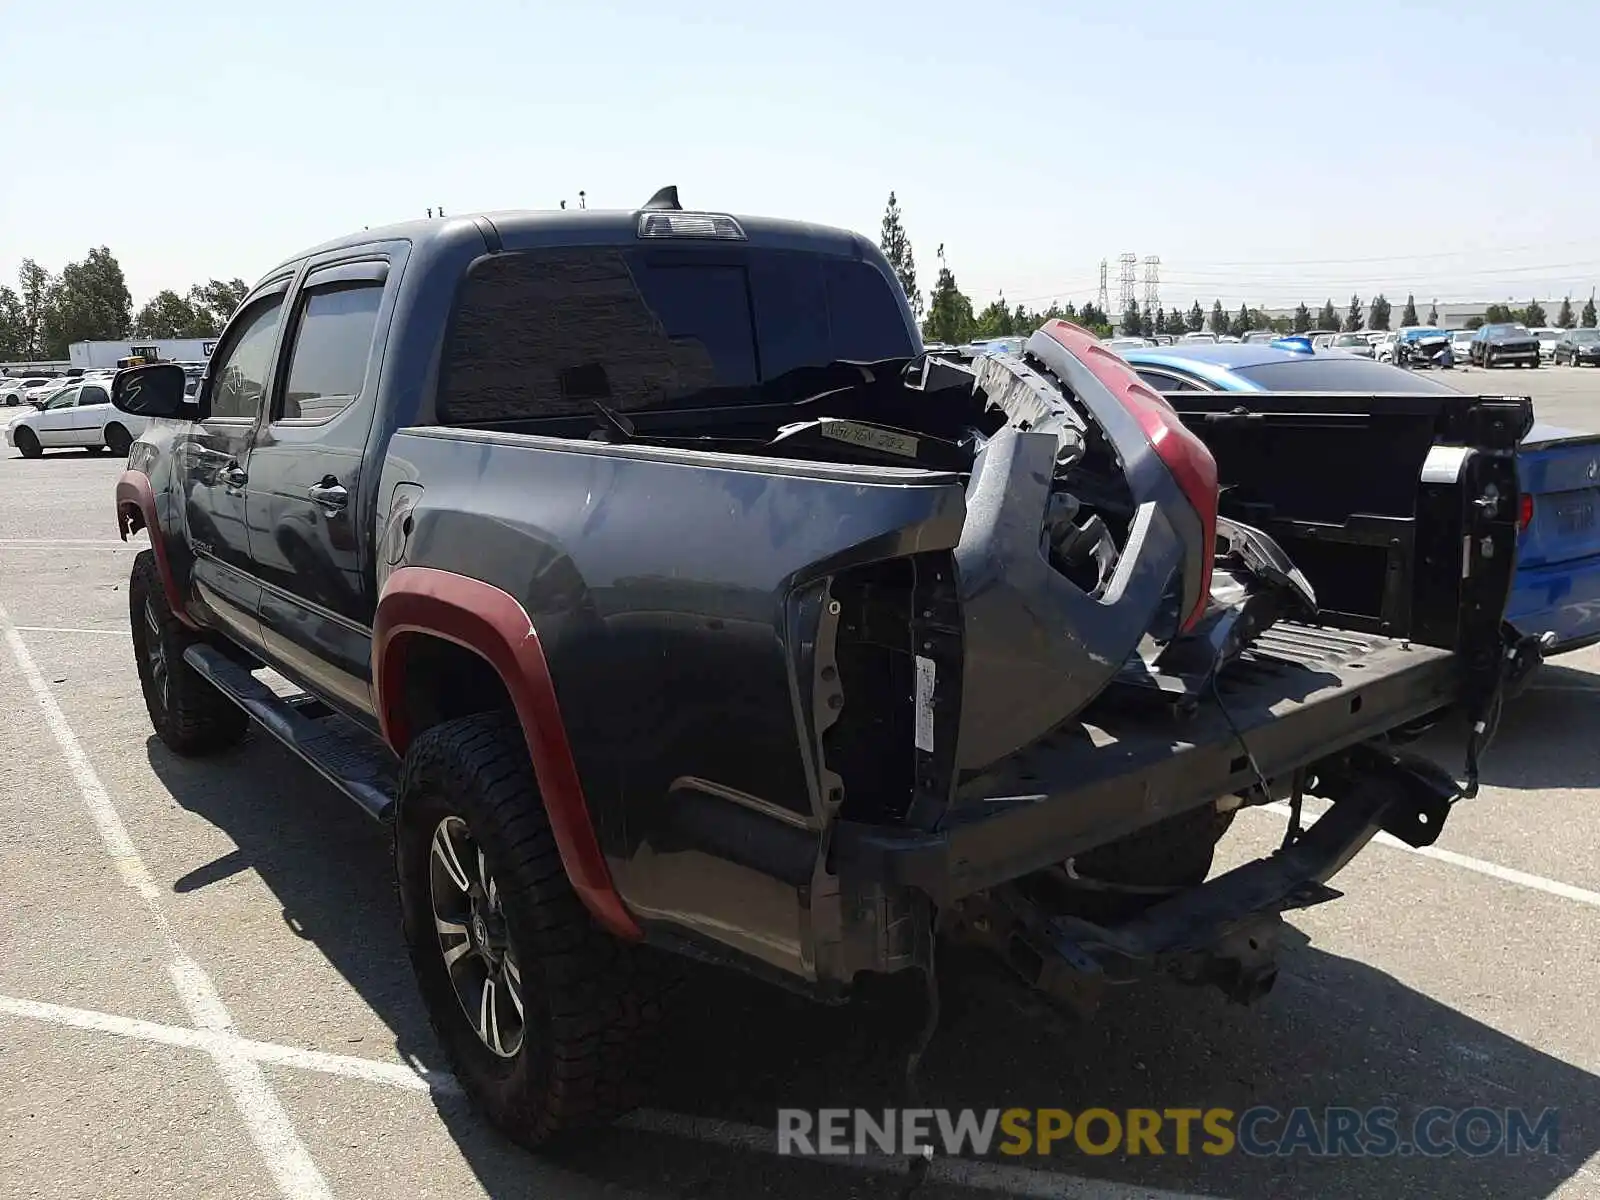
top-left (112, 363), bottom-right (190, 418)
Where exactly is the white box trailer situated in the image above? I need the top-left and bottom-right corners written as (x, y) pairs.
top-left (68, 338), bottom-right (219, 370)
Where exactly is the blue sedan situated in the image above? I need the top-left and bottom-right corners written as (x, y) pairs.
top-left (1120, 341), bottom-right (1600, 657)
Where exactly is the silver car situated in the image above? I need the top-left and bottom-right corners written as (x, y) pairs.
top-left (1328, 332), bottom-right (1375, 359)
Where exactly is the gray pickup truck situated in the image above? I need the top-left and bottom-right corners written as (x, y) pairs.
top-left (109, 188), bottom-right (1528, 1151)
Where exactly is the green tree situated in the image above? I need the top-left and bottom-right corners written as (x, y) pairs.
top-left (1484, 303), bottom-right (1514, 324)
top-left (1368, 294), bottom-right (1392, 330)
top-left (1186, 301), bottom-right (1204, 332)
top-left (971, 294), bottom-right (1014, 339)
top-left (17, 259), bottom-right (53, 358)
top-left (1464, 316), bottom-right (1484, 330)
top-left (39, 247), bottom-right (132, 356)
top-left (1139, 308), bottom-right (1155, 339)
top-left (1153, 306), bottom-right (1165, 336)
top-left (1556, 296), bottom-right (1575, 328)
top-left (1521, 298), bottom-right (1547, 326)
top-left (1121, 298), bottom-right (1142, 336)
top-left (1317, 299), bottom-right (1339, 330)
top-left (1166, 307), bottom-right (1188, 336)
top-left (922, 245), bottom-right (975, 345)
top-left (1209, 300), bottom-right (1227, 335)
top-left (878, 192), bottom-right (922, 320)
top-left (186, 278), bottom-right (249, 334)
top-left (1229, 303), bottom-right (1251, 337)
top-left (134, 289), bottom-right (205, 338)
top-left (0, 286), bottom-right (26, 358)
top-left (1292, 302), bottom-right (1312, 333)
top-left (1399, 294), bottom-right (1417, 326)
top-left (1343, 294), bottom-right (1364, 332)
top-left (1426, 300), bottom-right (1439, 325)
top-left (1582, 293), bottom-right (1597, 328)
top-left (1269, 315), bottom-right (1293, 334)
top-left (1076, 302), bottom-right (1108, 332)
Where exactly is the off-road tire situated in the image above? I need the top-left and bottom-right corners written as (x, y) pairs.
top-left (397, 713), bottom-right (672, 1149)
top-left (14, 427), bottom-right (41, 458)
top-left (129, 549), bottom-right (249, 755)
top-left (105, 424), bottom-right (133, 456)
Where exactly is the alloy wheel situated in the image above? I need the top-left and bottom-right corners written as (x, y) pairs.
top-left (430, 816), bottom-right (526, 1058)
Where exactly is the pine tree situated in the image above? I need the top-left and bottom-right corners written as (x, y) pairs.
top-left (878, 192), bottom-right (923, 319)
top-left (1582, 293), bottom-right (1597, 328)
top-left (1368, 294), bottom-right (1392, 331)
top-left (1230, 303), bottom-right (1251, 337)
top-left (1317, 298), bottom-right (1339, 330)
top-left (1426, 300), bottom-right (1439, 325)
top-left (1166, 307), bottom-right (1189, 336)
top-left (1187, 301), bottom-right (1204, 332)
top-left (1292, 302), bottom-right (1312, 333)
top-left (1344, 294), bottom-right (1364, 332)
top-left (1556, 296), bottom-right (1575, 328)
top-left (1522, 298), bottom-right (1547, 326)
top-left (922, 244), bottom-right (974, 345)
top-left (1400, 294), bottom-right (1418, 326)
top-left (1210, 300), bottom-right (1227, 335)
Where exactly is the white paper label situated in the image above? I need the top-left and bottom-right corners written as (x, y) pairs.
top-left (819, 420), bottom-right (920, 459)
top-left (914, 654), bottom-right (936, 752)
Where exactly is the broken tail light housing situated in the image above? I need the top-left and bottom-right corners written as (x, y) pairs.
top-left (1038, 321), bottom-right (1220, 632)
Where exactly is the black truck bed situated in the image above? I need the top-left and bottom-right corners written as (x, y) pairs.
top-left (834, 623), bottom-right (1456, 903)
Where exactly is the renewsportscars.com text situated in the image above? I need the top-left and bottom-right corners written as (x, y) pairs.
top-left (776, 1106), bottom-right (1559, 1159)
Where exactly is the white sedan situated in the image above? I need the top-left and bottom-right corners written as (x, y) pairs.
top-left (5, 378), bottom-right (150, 458)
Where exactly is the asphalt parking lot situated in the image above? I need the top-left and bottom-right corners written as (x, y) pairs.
top-left (0, 363), bottom-right (1596, 1200)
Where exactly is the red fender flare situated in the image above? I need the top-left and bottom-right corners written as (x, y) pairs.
top-left (372, 565), bottom-right (640, 941)
top-left (115, 469), bottom-right (198, 628)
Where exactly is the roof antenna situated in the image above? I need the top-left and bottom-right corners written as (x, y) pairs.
top-left (640, 185), bottom-right (682, 212)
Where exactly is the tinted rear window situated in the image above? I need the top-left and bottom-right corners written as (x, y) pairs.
top-left (1232, 358), bottom-right (1459, 394)
top-left (441, 246), bottom-right (913, 425)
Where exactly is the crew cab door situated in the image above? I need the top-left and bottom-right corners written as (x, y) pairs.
top-left (74, 382), bottom-right (111, 444)
top-left (245, 251), bottom-right (401, 724)
top-left (178, 280), bottom-right (291, 651)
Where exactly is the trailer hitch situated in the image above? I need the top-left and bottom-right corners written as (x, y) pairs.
top-left (952, 741), bottom-right (1464, 1011)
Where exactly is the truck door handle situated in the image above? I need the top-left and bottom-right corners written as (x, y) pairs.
top-left (308, 479), bottom-right (348, 511)
top-left (221, 464), bottom-right (248, 488)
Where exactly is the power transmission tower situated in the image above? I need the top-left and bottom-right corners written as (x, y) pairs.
top-left (1142, 256), bottom-right (1161, 314)
top-left (1118, 253), bottom-right (1138, 313)
top-left (1097, 260), bottom-right (1109, 314)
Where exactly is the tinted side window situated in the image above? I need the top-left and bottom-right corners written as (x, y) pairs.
top-left (277, 283), bottom-right (384, 421)
top-left (440, 246), bottom-right (915, 426)
top-left (1135, 370), bottom-right (1200, 393)
top-left (210, 297), bottom-right (285, 419)
top-left (1232, 358), bottom-right (1458, 394)
top-left (80, 385), bottom-right (109, 405)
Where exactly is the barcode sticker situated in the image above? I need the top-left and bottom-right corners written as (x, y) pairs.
top-left (914, 655), bottom-right (936, 752)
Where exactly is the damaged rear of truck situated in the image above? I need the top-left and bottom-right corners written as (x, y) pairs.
top-left (113, 201), bottom-right (1529, 1148)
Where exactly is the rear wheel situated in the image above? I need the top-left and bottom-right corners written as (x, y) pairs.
top-left (397, 713), bottom-right (672, 1149)
top-left (104, 424), bottom-right (133, 456)
top-left (14, 427), bottom-right (41, 458)
top-left (129, 549), bottom-right (249, 755)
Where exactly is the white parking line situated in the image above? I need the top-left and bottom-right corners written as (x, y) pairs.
top-left (0, 991), bottom-right (1210, 1200)
top-left (0, 601), bottom-right (333, 1200)
top-left (13, 625), bottom-right (130, 635)
top-left (1255, 803), bottom-right (1600, 908)
top-left (0, 538), bottom-right (127, 547)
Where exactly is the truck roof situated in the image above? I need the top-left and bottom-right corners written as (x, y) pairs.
top-left (268, 205), bottom-right (880, 278)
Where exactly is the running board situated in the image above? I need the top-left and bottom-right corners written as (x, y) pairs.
top-left (182, 644), bottom-right (398, 822)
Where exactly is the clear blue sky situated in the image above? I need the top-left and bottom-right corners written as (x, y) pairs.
top-left (3, 0), bottom-right (1596, 315)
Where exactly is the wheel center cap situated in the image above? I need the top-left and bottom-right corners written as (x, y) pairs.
top-left (471, 913), bottom-right (488, 947)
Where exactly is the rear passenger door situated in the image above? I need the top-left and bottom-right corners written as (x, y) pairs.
top-left (245, 253), bottom-right (400, 724)
top-left (73, 383), bottom-right (111, 443)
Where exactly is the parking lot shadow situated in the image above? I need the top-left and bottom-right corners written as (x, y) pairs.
top-left (1415, 669), bottom-right (1600, 792)
top-left (147, 734), bottom-right (1599, 1200)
